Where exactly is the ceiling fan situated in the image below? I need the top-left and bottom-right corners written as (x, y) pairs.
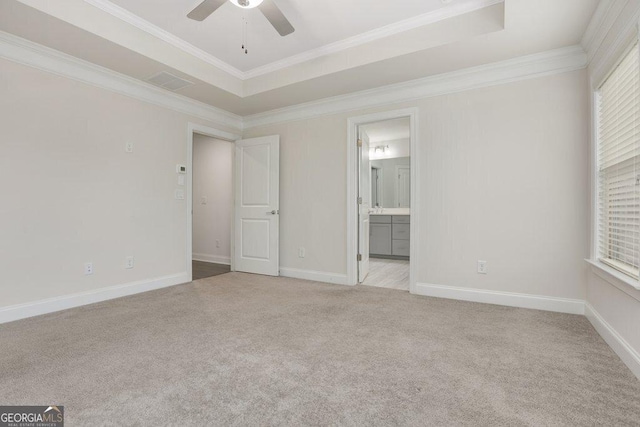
top-left (187, 0), bottom-right (295, 36)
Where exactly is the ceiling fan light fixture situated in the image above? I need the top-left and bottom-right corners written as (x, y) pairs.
top-left (229, 0), bottom-right (263, 9)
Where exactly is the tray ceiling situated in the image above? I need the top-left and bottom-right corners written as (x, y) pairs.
top-left (106, 0), bottom-right (455, 73)
top-left (0, 0), bottom-right (599, 116)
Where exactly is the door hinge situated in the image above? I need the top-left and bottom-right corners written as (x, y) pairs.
top-left (357, 254), bottom-right (362, 261)
top-left (357, 139), bottom-right (362, 147)
top-left (357, 197), bottom-right (362, 204)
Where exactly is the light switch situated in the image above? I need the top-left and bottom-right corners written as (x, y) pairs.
top-left (175, 189), bottom-right (185, 200)
top-left (178, 175), bottom-right (185, 186)
top-left (477, 260), bottom-right (487, 274)
top-left (201, 196), bottom-right (207, 205)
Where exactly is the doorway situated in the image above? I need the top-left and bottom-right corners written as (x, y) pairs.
top-left (360, 117), bottom-right (411, 290)
top-left (186, 124), bottom-right (240, 282)
top-left (347, 109), bottom-right (418, 293)
top-left (191, 133), bottom-right (234, 280)
top-left (186, 125), bottom-right (281, 281)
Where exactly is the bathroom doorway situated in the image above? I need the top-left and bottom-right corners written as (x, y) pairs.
top-left (356, 116), bottom-right (412, 291)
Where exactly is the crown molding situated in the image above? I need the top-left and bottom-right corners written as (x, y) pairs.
top-left (587, 0), bottom-right (640, 88)
top-left (0, 30), bottom-right (243, 130)
top-left (83, 0), bottom-right (503, 81)
top-left (580, 0), bottom-right (615, 62)
top-left (0, 28), bottom-right (587, 133)
top-left (243, 45), bottom-right (588, 129)
top-left (83, 0), bottom-right (246, 79)
top-left (581, 0), bottom-right (633, 65)
top-left (242, 0), bottom-right (504, 79)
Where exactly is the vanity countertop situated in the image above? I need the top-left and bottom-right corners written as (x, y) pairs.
top-left (369, 208), bottom-right (410, 216)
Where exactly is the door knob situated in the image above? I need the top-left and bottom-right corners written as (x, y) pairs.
top-left (267, 210), bottom-right (279, 215)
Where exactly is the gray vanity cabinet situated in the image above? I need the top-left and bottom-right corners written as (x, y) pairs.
top-left (370, 216), bottom-right (392, 255)
top-left (370, 215), bottom-right (410, 258)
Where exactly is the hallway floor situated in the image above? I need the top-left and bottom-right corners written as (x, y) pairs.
top-left (192, 261), bottom-right (230, 280)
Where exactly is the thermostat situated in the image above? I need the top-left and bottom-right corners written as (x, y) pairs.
top-left (176, 164), bottom-right (186, 174)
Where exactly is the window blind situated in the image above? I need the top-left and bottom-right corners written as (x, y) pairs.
top-left (598, 43), bottom-right (640, 279)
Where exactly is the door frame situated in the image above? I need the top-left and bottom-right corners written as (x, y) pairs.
top-left (346, 108), bottom-right (419, 293)
top-left (187, 123), bottom-right (241, 282)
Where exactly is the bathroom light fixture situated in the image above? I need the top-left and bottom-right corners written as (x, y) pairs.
top-left (374, 145), bottom-right (390, 154)
top-left (229, 0), bottom-right (264, 9)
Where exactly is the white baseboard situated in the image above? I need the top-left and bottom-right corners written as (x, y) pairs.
top-left (192, 253), bottom-right (231, 265)
top-left (585, 303), bottom-right (640, 380)
top-left (0, 273), bottom-right (188, 324)
top-left (280, 267), bottom-right (349, 286)
top-left (415, 283), bottom-right (585, 315)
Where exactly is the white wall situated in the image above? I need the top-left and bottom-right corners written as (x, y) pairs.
top-left (418, 71), bottom-right (589, 300)
top-left (192, 135), bottom-right (233, 265)
top-left (244, 69), bottom-right (590, 300)
top-left (0, 56), bottom-right (238, 312)
top-left (0, 49), bottom-right (590, 320)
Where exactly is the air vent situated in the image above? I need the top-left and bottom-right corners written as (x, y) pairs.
top-left (146, 72), bottom-right (193, 91)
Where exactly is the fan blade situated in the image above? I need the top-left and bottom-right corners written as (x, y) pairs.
top-left (258, 0), bottom-right (295, 36)
top-left (187, 0), bottom-right (226, 21)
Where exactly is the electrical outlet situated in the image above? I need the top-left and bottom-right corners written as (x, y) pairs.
top-left (175, 189), bottom-right (185, 200)
top-left (201, 196), bottom-right (207, 205)
top-left (125, 142), bottom-right (134, 153)
top-left (84, 262), bottom-right (93, 275)
top-left (477, 260), bottom-right (487, 274)
top-left (298, 247), bottom-right (306, 258)
top-left (215, 239), bottom-right (220, 248)
top-left (125, 256), bottom-right (134, 269)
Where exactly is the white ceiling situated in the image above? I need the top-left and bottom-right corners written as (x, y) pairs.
top-left (107, 0), bottom-right (453, 73)
top-left (1, 0), bottom-right (600, 116)
top-left (361, 118), bottom-right (411, 143)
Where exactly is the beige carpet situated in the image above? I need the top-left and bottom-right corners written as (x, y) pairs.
top-left (1, 273), bottom-right (639, 425)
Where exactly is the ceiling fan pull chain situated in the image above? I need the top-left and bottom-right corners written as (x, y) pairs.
top-left (241, 16), bottom-right (246, 52)
top-left (245, 17), bottom-right (248, 54)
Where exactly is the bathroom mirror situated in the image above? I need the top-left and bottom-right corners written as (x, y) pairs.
top-left (370, 157), bottom-right (410, 208)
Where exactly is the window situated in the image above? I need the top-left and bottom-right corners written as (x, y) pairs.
top-left (597, 43), bottom-right (640, 279)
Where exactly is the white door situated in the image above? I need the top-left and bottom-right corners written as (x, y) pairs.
top-left (358, 131), bottom-right (370, 282)
top-left (396, 166), bottom-right (410, 208)
top-left (234, 135), bottom-right (280, 276)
